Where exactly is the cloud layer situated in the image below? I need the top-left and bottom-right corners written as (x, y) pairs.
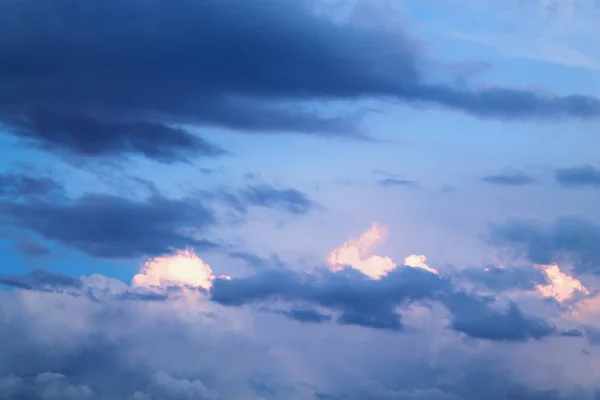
top-left (1, 0), bottom-right (600, 163)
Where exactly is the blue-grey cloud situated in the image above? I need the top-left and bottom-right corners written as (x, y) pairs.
top-left (445, 293), bottom-right (555, 342)
top-left (482, 172), bottom-right (536, 186)
top-left (0, 193), bottom-right (217, 259)
top-left (489, 217), bottom-right (600, 275)
top-left (0, 270), bottom-right (81, 292)
top-left (555, 165), bottom-right (600, 189)
top-left (378, 178), bottom-right (419, 188)
top-left (6, 111), bottom-right (225, 163)
top-left (262, 307), bottom-right (333, 324)
top-left (460, 265), bottom-right (547, 292)
top-left (1, 0), bottom-right (600, 162)
top-left (0, 172), bottom-right (64, 200)
top-left (11, 237), bottom-right (53, 258)
top-left (204, 184), bottom-right (318, 216)
top-left (210, 267), bottom-right (555, 341)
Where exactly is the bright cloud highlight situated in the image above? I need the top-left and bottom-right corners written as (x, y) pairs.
top-left (132, 250), bottom-right (222, 291)
top-left (535, 263), bottom-right (589, 303)
top-left (327, 223), bottom-right (396, 279)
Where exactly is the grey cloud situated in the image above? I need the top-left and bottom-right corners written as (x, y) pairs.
top-left (204, 184), bottom-right (318, 216)
top-left (482, 172), bottom-right (536, 186)
top-left (239, 185), bottom-right (317, 215)
top-left (489, 217), bottom-right (600, 275)
top-left (6, 111), bottom-right (225, 163)
top-left (0, 172), bottom-right (63, 200)
top-left (227, 251), bottom-right (286, 270)
top-left (378, 178), bottom-right (419, 188)
top-left (0, 280), bottom-right (595, 400)
top-left (0, 270), bottom-right (82, 292)
top-left (444, 293), bottom-right (555, 342)
top-left (0, 193), bottom-right (217, 259)
top-left (210, 267), bottom-right (555, 341)
top-left (555, 165), bottom-right (600, 189)
top-left (460, 265), bottom-right (547, 292)
top-left (0, 372), bottom-right (95, 400)
top-left (1, 0), bottom-right (600, 163)
top-left (0, 270), bottom-right (169, 302)
top-left (11, 237), bottom-right (52, 258)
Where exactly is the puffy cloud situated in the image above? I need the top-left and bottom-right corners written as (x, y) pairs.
top-left (534, 263), bottom-right (589, 303)
top-left (132, 250), bottom-right (226, 292)
top-left (327, 223), bottom-right (396, 279)
top-left (0, 242), bottom-right (599, 398)
top-left (0, 372), bottom-right (94, 400)
top-left (404, 254), bottom-right (439, 275)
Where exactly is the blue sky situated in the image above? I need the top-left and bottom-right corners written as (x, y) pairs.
top-left (1, 0), bottom-right (600, 399)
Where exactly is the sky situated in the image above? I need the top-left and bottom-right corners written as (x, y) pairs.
top-left (1, 0), bottom-right (600, 398)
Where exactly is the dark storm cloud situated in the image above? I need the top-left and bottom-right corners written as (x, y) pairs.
top-left (0, 193), bottom-right (217, 259)
top-left (489, 217), bottom-right (600, 275)
top-left (210, 267), bottom-right (555, 341)
top-left (482, 172), bottom-right (536, 186)
top-left (1, 0), bottom-right (600, 162)
top-left (0, 172), bottom-right (63, 200)
top-left (555, 165), bottom-right (600, 188)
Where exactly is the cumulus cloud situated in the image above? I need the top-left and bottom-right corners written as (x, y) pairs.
top-left (327, 222), bottom-right (396, 279)
top-left (326, 223), bottom-right (439, 278)
top-left (133, 250), bottom-right (228, 292)
top-left (1, 237), bottom-right (600, 398)
top-left (534, 263), bottom-right (589, 303)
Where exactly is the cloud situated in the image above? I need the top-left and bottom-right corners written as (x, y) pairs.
top-left (210, 265), bottom-right (557, 340)
top-left (203, 184), bottom-right (318, 217)
top-left (0, 243), bottom-right (597, 399)
top-left (239, 185), bottom-right (317, 215)
top-left (327, 223), bottom-right (397, 279)
top-left (5, 111), bottom-right (225, 163)
top-left (0, 372), bottom-right (95, 400)
top-left (2, 0), bottom-right (600, 163)
top-left (460, 265), bottom-right (547, 292)
top-left (0, 192), bottom-right (217, 259)
top-left (489, 217), bottom-right (600, 275)
top-left (0, 172), bottom-right (64, 200)
top-left (534, 263), bottom-right (589, 303)
top-left (132, 250), bottom-right (227, 292)
top-left (444, 293), bottom-right (556, 342)
top-left (378, 178), bottom-right (419, 188)
top-left (11, 237), bottom-right (52, 258)
top-left (482, 172), bottom-right (536, 186)
top-left (555, 165), bottom-right (600, 188)
top-left (0, 270), bottom-right (81, 292)
top-left (129, 372), bottom-right (218, 400)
